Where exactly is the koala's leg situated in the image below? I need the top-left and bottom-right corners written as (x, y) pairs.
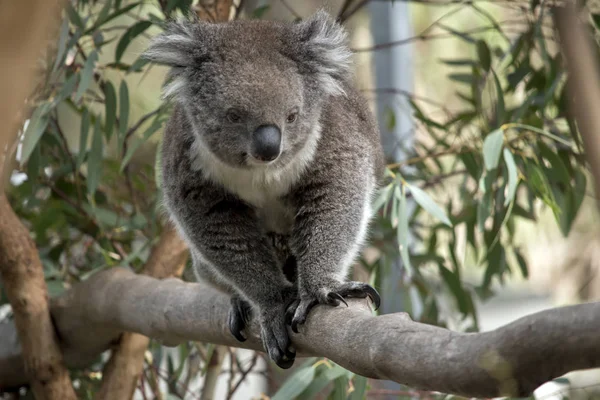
top-left (190, 251), bottom-right (254, 342)
top-left (170, 194), bottom-right (297, 369)
top-left (287, 167), bottom-right (381, 333)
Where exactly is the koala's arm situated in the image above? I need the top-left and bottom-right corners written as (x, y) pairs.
top-left (165, 179), bottom-right (293, 308)
top-left (289, 157), bottom-right (375, 297)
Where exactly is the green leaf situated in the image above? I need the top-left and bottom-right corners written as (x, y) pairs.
top-left (272, 366), bottom-right (316, 400)
top-left (55, 73), bottom-right (79, 105)
top-left (350, 375), bottom-right (368, 400)
top-left (483, 129), bottom-right (504, 171)
top-left (372, 183), bottom-right (393, 214)
top-left (491, 70), bottom-right (506, 127)
top-left (74, 50), bottom-right (98, 102)
top-left (20, 102), bottom-right (52, 165)
top-left (514, 248), bottom-right (529, 278)
top-left (53, 18), bottom-right (70, 73)
top-left (476, 40), bottom-right (491, 72)
top-left (66, 2), bottom-right (85, 29)
top-left (93, 0), bottom-right (113, 30)
top-left (78, 108), bottom-right (91, 168)
top-left (120, 118), bottom-right (163, 171)
top-left (119, 80), bottom-right (130, 139)
top-left (115, 20), bottom-right (153, 62)
top-left (448, 73), bottom-right (474, 84)
top-left (438, 264), bottom-right (469, 315)
top-left (252, 5), bottom-right (270, 18)
top-left (103, 81), bottom-right (117, 141)
top-left (87, 116), bottom-right (104, 196)
top-left (503, 149), bottom-right (518, 206)
top-left (408, 184), bottom-right (452, 226)
top-left (86, 2), bottom-right (142, 35)
top-left (397, 185), bottom-right (413, 273)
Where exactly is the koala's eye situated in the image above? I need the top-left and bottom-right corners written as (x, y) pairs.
top-left (286, 112), bottom-right (298, 124)
top-left (226, 109), bottom-right (243, 124)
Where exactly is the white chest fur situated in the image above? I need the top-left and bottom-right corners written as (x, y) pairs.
top-left (189, 125), bottom-right (321, 234)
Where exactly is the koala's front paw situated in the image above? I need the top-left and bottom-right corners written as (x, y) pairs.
top-left (259, 305), bottom-right (296, 369)
top-left (286, 281), bottom-right (381, 333)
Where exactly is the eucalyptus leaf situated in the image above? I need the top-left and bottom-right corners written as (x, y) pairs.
top-left (115, 20), bottom-right (153, 62)
top-left (503, 149), bottom-right (518, 206)
top-left (78, 108), bottom-right (91, 168)
top-left (271, 366), bottom-right (315, 400)
top-left (103, 81), bottom-right (117, 141)
top-left (408, 184), bottom-right (452, 226)
top-left (20, 102), bottom-right (52, 165)
top-left (119, 80), bottom-right (130, 140)
top-left (75, 50), bottom-right (98, 102)
top-left (483, 129), bottom-right (504, 170)
top-left (87, 116), bottom-right (104, 196)
top-left (476, 40), bottom-right (491, 72)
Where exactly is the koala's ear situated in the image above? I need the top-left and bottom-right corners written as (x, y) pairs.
top-left (143, 18), bottom-right (213, 99)
top-left (143, 19), bottom-right (201, 68)
top-left (294, 10), bottom-right (353, 96)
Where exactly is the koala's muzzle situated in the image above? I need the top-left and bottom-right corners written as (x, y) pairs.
top-left (251, 125), bottom-right (281, 162)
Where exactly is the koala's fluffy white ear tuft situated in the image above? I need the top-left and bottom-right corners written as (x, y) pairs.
top-left (143, 18), bottom-right (209, 100)
top-left (143, 19), bottom-right (198, 68)
top-left (296, 10), bottom-right (353, 96)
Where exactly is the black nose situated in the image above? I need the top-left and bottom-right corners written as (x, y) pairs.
top-left (251, 125), bottom-right (281, 162)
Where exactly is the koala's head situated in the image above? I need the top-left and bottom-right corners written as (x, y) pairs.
top-left (144, 10), bottom-right (352, 169)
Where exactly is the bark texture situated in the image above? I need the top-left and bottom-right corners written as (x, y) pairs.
top-left (94, 224), bottom-right (188, 400)
top-left (0, 195), bottom-right (76, 399)
top-left (1, 267), bottom-right (600, 398)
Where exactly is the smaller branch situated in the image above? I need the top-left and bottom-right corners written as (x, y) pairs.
top-left (337, 0), bottom-right (356, 21)
top-left (227, 353), bottom-right (258, 400)
top-left (234, 0), bottom-right (245, 19)
top-left (339, 0), bottom-right (369, 23)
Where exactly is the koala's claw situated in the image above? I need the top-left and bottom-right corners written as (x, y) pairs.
top-left (286, 281), bottom-right (381, 333)
top-left (260, 313), bottom-right (296, 369)
top-left (228, 296), bottom-right (253, 342)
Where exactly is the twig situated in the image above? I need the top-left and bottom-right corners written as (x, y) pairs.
top-left (226, 353), bottom-right (259, 400)
top-left (339, 0), bottom-right (369, 22)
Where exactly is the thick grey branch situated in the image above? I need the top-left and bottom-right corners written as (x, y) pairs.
top-left (1, 267), bottom-right (599, 398)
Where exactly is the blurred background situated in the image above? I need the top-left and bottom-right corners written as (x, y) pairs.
top-left (1, 0), bottom-right (600, 399)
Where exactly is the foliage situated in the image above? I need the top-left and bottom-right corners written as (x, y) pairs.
top-left (0, 0), bottom-right (594, 398)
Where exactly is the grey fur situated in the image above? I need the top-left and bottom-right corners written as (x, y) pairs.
top-left (145, 10), bottom-right (385, 368)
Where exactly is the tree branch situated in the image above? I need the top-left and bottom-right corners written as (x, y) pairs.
top-left (0, 194), bottom-right (76, 399)
top-left (1, 267), bottom-right (599, 398)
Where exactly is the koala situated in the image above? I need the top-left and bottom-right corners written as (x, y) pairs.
top-left (144, 10), bottom-right (385, 369)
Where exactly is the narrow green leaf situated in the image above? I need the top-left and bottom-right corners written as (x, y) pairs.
top-left (372, 184), bottom-right (393, 214)
top-left (66, 2), bottom-right (85, 29)
top-left (350, 375), bottom-right (368, 400)
top-left (514, 248), bottom-right (529, 278)
top-left (53, 18), bottom-right (70, 72)
top-left (476, 40), bottom-right (491, 72)
top-left (77, 109), bottom-right (91, 168)
top-left (252, 5), bottom-right (270, 18)
top-left (74, 50), bottom-right (98, 102)
top-left (120, 119), bottom-right (163, 171)
top-left (397, 186), bottom-right (413, 273)
top-left (503, 149), bottom-right (518, 206)
top-left (85, 2), bottom-right (142, 35)
top-left (119, 80), bottom-right (130, 140)
top-left (87, 116), bottom-right (104, 196)
top-left (491, 70), bottom-right (506, 127)
top-left (438, 264), bottom-right (469, 315)
top-left (408, 184), bottom-right (452, 226)
top-left (20, 102), bottom-right (52, 165)
top-left (55, 73), bottom-right (79, 105)
top-left (447, 73), bottom-right (474, 85)
top-left (483, 129), bottom-right (504, 170)
top-left (115, 20), bottom-right (153, 62)
top-left (94, 0), bottom-right (113, 29)
top-left (103, 81), bottom-right (117, 140)
top-left (272, 366), bottom-right (315, 400)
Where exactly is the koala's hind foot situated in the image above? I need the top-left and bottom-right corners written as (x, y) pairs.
top-left (286, 282), bottom-right (381, 333)
top-left (228, 296), bottom-right (253, 342)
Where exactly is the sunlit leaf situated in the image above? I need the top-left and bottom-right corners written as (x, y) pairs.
top-left (503, 149), bottom-right (518, 206)
top-left (407, 184), bottom-right (452, 226)
top-left (20, 102), bottom-right (52, 165)
top-left (483, 129), bottom-right (504, 170)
